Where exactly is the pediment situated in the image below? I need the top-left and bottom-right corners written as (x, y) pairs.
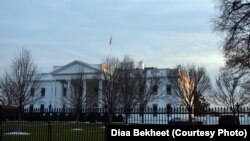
top-left (51, 60), bottom-right (100, 75)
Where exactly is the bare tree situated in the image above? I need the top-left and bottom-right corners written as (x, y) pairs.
top-left (168, 65), bottom-right (211, 122)
top-left (241, 74), bottom-right (250, 100)
top-left (65, 69), bottom-right (86, 122)
top-left (100, 56), bottom-right (121, 123)
top-left (0, 73), bottom-right (15, 106)
top-left (211, 68), bottom-right (250, 114)
top-left (118, 56), bottom-right (139, 124)
top-left (0, 94), bottom-right (3, 105)
top-left (85, 79), bottom-right (99, 108)
top-left (136, 67), bottom-right (162, 123)
top-left (2, 49), bottom-right (41, 121)
top-left (212, 0), bottom-right (250, 71)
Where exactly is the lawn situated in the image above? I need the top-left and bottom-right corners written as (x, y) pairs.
top-left (2, 121), bottom-right (105, 141)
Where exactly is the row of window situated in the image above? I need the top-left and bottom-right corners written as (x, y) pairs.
top-left (151, 103), bottom-right (172, 116)
top-left (63, 87), bottom-right (98, 96)
top-left (30, 88), bottom-right (45, 97)
top-left (30, 85), bottom-right (172, 97)
top-left (29, 104), bottom-right (45, 112)
top-left (152, 84), bottom-right (172, 95)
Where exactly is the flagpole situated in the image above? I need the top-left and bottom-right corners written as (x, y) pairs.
top-left (109, 35), bottom-right (112, 57)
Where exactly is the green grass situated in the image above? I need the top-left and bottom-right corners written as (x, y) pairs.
top-left (2, 121), bottom-right (105, 141)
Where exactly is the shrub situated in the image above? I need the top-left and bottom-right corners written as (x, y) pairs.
top-left (218, 115), bottom-right (240, 125)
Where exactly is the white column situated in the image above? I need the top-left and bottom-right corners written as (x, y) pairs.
top-left (50, 81), bottom-right (55, 108)
top-left (60, 80), bottom-right (66, 108)
top-left (54, 81), bottom-right (57, 108)
top-left (98, 80), bottom-right (103, 108)
top-left (84, 79), bottom-right (87, 107)
top-left (66, 79), bottom-right (70, 108)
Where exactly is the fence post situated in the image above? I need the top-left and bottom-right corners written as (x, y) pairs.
top-left (48, 104), bottom-right (52, 141)
top-left (0, 105), bottom-right (2, 141)
top-left (167, 104), bottom-right (172, 124)
top-left (236, 103), bottom-right (240, 125)
top-left (104, 106), bottom-right (107, 141)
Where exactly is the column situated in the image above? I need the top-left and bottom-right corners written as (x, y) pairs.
top-left (98, 80), bottom-right (103, 108)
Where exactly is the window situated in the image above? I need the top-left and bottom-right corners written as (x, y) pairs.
top-left (40, 104), bottom-right (45, 113)
top-left (79, 87), bottom-right (83, 96)
top-left (139, 104), bottom-right (144, 117)
top-left (29, 104), bottom-right (34, 113)
top-left (41, 88), bottom-right (45, 97)
top-left (152, 84), bottom-right (158, 94)
top-left (62, 104), bottom-right (66, 113)
top-left (63, 87), bottom-right (67, 97)
top-left (167, 85), bottom-right (171, 95)
top-left (151, 69), bottom-right (159, 75)
top-left (166, 104), bottom-right (172, 114)
top-left (30, 88), bottom-right (35, 96)
top-left (94, 86), bottom-right (99, 93)
top-left (153, 104), bottom-right (158, 116)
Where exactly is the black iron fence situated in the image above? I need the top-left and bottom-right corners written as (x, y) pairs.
top-left (0, 105), bottom-right (250, 141)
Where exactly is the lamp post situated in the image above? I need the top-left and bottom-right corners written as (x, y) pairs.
top-left (104, 105), bottom-right (107, 141)
top-left (167, 104), bottom-right (172, 124)
top-left (0, 105), bottom-right (2, 141)
top-left (48, 104), bottom-right (52, 141)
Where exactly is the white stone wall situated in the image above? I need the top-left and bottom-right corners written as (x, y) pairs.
top-left (26, 60), bottom-right (182, 109)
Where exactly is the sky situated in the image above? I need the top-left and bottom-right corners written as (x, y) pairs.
top-left (0, 0), bottom-right (223, 80)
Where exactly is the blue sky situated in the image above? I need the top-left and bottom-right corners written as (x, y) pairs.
top-left (0, 0), bottom-right (223, 79)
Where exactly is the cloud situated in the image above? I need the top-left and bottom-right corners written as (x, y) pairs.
top-left (0, 0), bottom-right (222, 80)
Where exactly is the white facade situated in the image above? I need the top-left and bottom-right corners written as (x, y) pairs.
top-left (28, 60), bottom-right (182, 109)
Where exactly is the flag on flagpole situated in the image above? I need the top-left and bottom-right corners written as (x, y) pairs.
top-left (109, 35), bottom-right (112, 46)
top-left (109, 35), bottom-right (112, 57)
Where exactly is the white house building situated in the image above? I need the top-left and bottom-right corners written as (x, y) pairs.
top-left (29, 60), bottom-right (182, 109)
